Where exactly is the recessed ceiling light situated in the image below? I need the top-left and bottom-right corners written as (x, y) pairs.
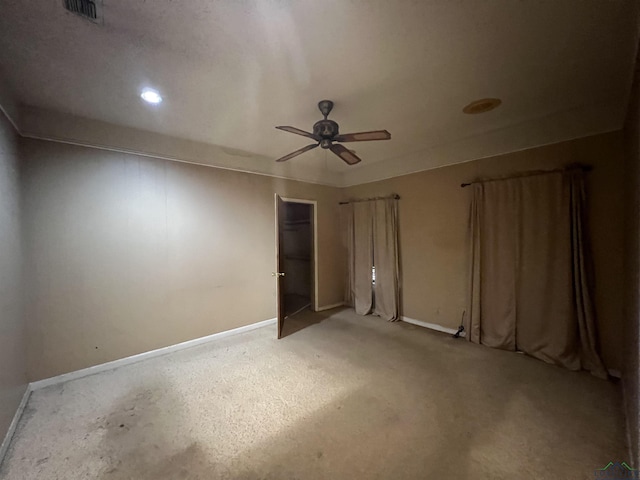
top-left (463, 98), bottom-right (502, 114)
top-left (140, 89), bottom-right (162, 105)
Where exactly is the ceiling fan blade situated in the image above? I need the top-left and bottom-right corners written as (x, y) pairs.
top-left (275, 143), bottom-right (319, 162)
top-left (275, 126), bottom-right (319, 140)
top-left (330, 143), bottom-right (362, 165)
top-left (335, 130), bottom-right (391, 142)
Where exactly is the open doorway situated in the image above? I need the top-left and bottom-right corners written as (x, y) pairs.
top-left (282, 201), bottom-right (313, 316)
top-left (275, 196), bottom-right (318, 338)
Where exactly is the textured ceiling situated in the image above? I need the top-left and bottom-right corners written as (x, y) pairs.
top-left (0, 0), bottom-right (638, 184)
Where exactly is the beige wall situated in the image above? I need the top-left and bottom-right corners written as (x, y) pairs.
top-left (21, 139), bottom-right (344, 380)
top-left (623, 50), bottom-right (640, 466)
top-left (344, 132), bottom-right (625, 371)
top-left (16, 130), bottom-right (628, 380)
top-left (0, 112), bottom-right (27, 442)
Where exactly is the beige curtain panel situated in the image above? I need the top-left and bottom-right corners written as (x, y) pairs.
top-left (340, 203), bottom-right (355, 308)
top-left (353, 201), bottom-right (374, 315)
top-left (467, 170), bottom-right (607, 378)
top-left (342, 197), bottom-right (400, 321)
top-left (372, 199), bottom-right (400, 321)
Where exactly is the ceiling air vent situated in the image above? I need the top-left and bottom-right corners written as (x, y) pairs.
top-left (63, 0), bottom-right (103, 24)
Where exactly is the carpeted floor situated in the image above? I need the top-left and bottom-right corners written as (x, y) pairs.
top-left (0, 308), bottom-right (627, 479)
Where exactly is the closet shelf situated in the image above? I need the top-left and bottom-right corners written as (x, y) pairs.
top-left (284, 220), bottom-right (311, 225)
top-left (285, 255), bottom-right (311, 261)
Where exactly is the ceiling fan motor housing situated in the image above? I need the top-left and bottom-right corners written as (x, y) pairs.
top-left (313, 119), bottom-right (339, 146)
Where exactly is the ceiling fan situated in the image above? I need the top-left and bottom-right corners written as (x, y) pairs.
top-left (275, 100), bottom-right (391, 165)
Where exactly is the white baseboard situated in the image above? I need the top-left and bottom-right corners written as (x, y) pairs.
top-left (30, 317), bottom-right (277, 391)
top-left (0, 385), bottom-right (31, 469)
top-left (3, 317), bottom-right (277, 467)
top-left (401, 316), bottom-right (465, 337)
top-left (316, 302), bottom-right (345, 312)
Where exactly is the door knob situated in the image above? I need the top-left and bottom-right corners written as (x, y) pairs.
top-left (272, 272), bottom-right (285, 277)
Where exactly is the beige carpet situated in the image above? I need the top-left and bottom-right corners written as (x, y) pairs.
top-left (0, 308), bottom-right (627, 479)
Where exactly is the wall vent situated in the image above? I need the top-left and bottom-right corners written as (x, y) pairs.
top-left (63, 0), bottom-right (103, 24)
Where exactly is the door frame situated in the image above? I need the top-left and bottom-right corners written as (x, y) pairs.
top-left (275, 196), bottom-right (319, 312)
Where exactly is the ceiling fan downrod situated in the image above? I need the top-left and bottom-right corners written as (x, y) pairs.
top-left (318, 100), bottom-right (334, 119)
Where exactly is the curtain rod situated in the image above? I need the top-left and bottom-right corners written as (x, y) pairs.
top-left (339, 194), bottom-right (400, 205)
top-left (460, 164), bottom-right (593, 188)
